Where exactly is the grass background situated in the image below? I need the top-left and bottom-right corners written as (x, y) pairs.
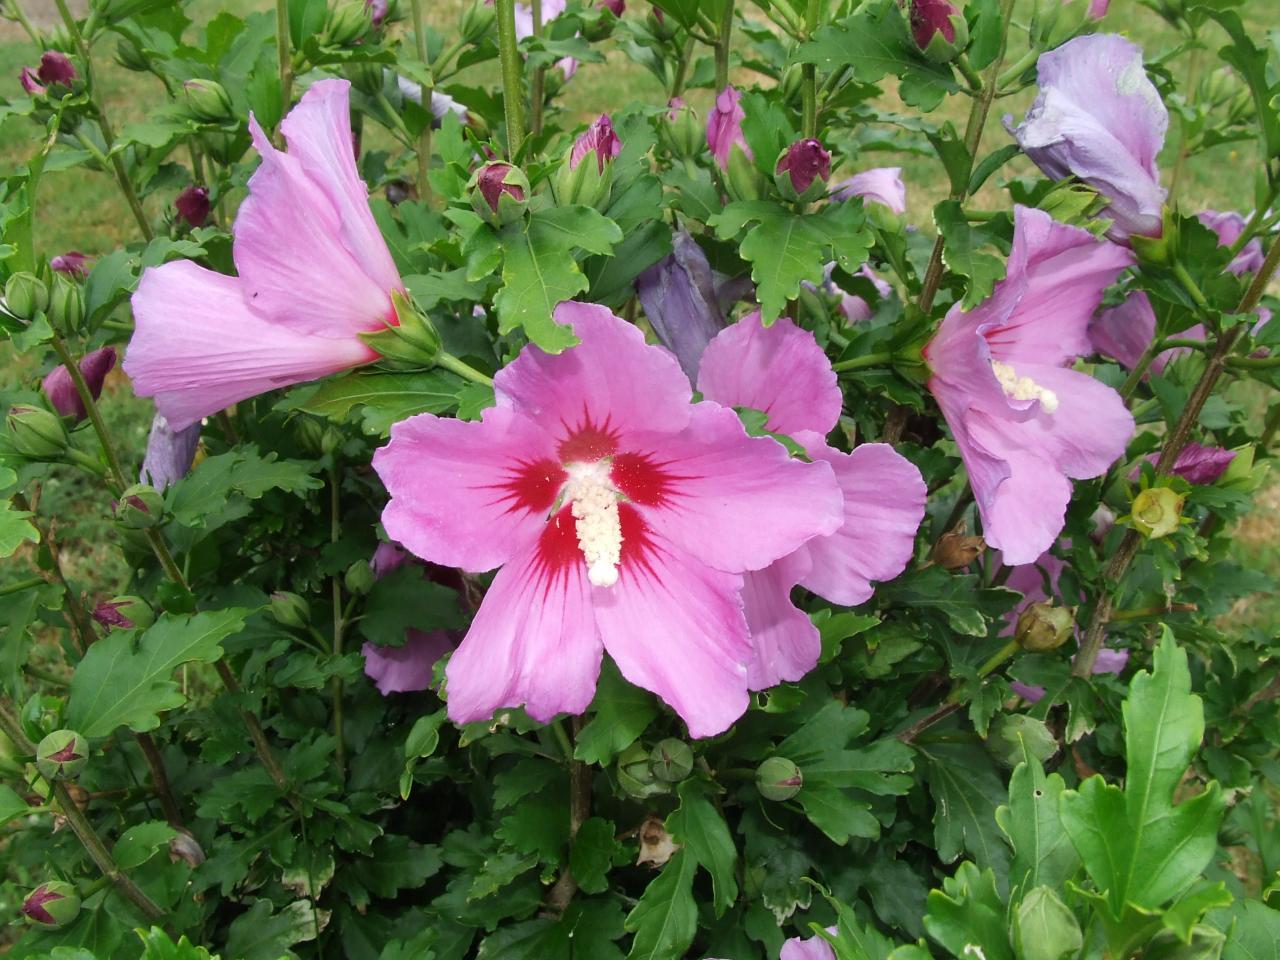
top-left (0, 0), bottom-right (1276, 620)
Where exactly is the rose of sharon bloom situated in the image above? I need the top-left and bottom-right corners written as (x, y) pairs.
top-left (1010, 34), bottom-right (1168, 241)
top-left (697, 313), bottom-right (926, 688)
top-left (924, 205), bottom-right (1135, 564)
top-left (126, 80), bottom-right (401, 430)
top-left (706, 86), bottom-right (751, 170)
top-left (373, 302), bottom-right (844, 737)
top-left (636, 229), bottom-right (726, 381)
top-left (570, 114), bottom-right (622, 173)
top-left (43, 347), bottom-right (115, 422)
top-left (830, 166), bottom-right (907, 214)
top-left (1196, 209), bottom-right (1264, 276)
top-left (361, 543), bottom-right (458, 695)
top-left (51, 251), bottom-right (90, 278)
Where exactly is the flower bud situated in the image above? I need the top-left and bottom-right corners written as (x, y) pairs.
top-left (556, 115), bottom-right (622, 210)
top-left (42, 347), bottom-right (115, 422)
top-left (906, 0), bottom-right (967, 63)
top-left (756, 756), bottom-right (803, 801)
top-left (7, 405), bottom-right (69, 459)
top-left (174, 185), bottom-right (210, 228)
top-left (92, 595), bottom-right (154, 631)
top-left (50, 251), bottom-right (90, 280)
top-left (114, 483), bottom-right (165, 529)
top-left (1130, 486), bottom-right (1184, 539)
top-left (365, 0), bottom-right (392, 27)
top-left (470, 162), bottom-right (529, 227)
top-left (345, 559), bottom-right (375, 595)
top-left (114, 36), bottom-right (151, 72)
top-left (617, 742), bottom-right (668, 799)
top-left (931, 530), bottom-right (986, 569)
top-left (600, 0), bottom-right (624, 14)
top-left (37, 51), bottom-right (77, 87)
top-left (22, 881), bottom-right (81, 929)
top-left (325, 0), bottom-right (373, 45)
top-left (141, 414), bottom-right (201, 489)
top-left (646, 6), bottom-right (677, 39)
top-left (658, 97), bottom-right (702, 159)
top-left (774, 138), bottom-right (831, 202)
top-left (181, 78), bottom-right (234, 123)
top-left (724, 142), bottom-right (764, 203)
top-left (270, 591), bottom-right (311, 628)
top-left (35, 730), bottom-right (89, 782)
top-left (360, 290), bottom-right (442, 366)
top-left (459, 0), bottom-right (496, 42)
top-left (706, 86), bottom-right (751, 171)
top-left (1015, 601), bottom-right (1074, 652)
top-left (649, 738), bottom-right (694, 782)
top-left (5, 271), bottom-right (49, 320)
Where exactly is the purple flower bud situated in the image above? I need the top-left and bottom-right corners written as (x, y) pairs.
top-left (1085, 0), bottom-right (1109, 18)
top-left (477, 162), bottom-right (526, 210)
top-left (1132, 442), bottom-right (1236, 486)
top-left (1196, 209), bottom-right (1264, 275)
top-left (666, 96), bottom-right (686, 121)
top-left (599, 0), bottom-right (624, 13)
top-left (908, 0), bottom-right (957, 48)
top-left (42, 347), bottom-right (116, 422)
top-left (830, 166), bottom-right (907, 213)
top-left (775, 138), bottom-right (831, 195)
top-left (51, 251), bottom-right (90, 279)
top-left (22, 882), bottom-right (80, 929)
top-left (570, 114), bottom-right (622, 173)
top-left (19, 67), bottom-right (44, 96)
top-left (706, 86), bottom-right (751, 170)
top-left (365, 0), bottom-right (390, 25)
top-left (174, 185), bottom-right (210, 228)
top-left (636, 229), bottom-right (726, 382)
top-left (92, 595), bottom-right (153, 630)
top-left (37, 51), bottom-right (76, 86)
top-left (141, 413), bottom-right (201, 489)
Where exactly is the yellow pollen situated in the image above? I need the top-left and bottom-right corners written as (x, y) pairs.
top-left (991, 359), bottom-right (1058, 413)
top-left (564, 461), bottom-right (622, 587)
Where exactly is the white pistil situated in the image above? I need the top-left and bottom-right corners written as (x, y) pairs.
top-left (564, 461), bottom-right (622, 587)
top-left (991, 359), bottom-right (1059, 413)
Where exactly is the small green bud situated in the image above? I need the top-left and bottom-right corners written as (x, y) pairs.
top-left (113, 483), bottom-right (165, 529)
top-left (5, 271), bottom-right (49, 320)
top-left (724, 145), bottom-right (763, 203)
top-left (22, 881), bottom-right (81, 929)
top-left (1015, 602), bottom-right (1075, 653)
top-left (649, 738), bottom-right (694, 782)
top-left (658, 98), bottom-right (702, 159)
top-left (114, 36), bottom-right (151, 72)
top-left (270, 591), bottom-right (311, 628)
top-left (616, 742), bottom-right (668, 799)
top-left (36, 730), bottom-right (89, 781)
top-left (7, 405), bottom-right (69, 459)
top-left (1130, 211), bottom-right (1177, 267)
top-left (48, 273), bottom-right (84, 332)
top-left (344, 559), bottom-right (375, 596)
top-left (1130, 486), bottom-right (1185, 540)
top-left (359, 290), bottom-right (443, 367)
top-left (646, 6), bottom-right (677, 40)
top-left (92, 595), bottom-right (154, 630)
top-left (459, 0), bottom-right (496, 43)
top-left (755, 756), bottom-right (803, 801)
top-left (181, 78), bottom-right (234, 123)
top-left (324, 0), bottom-right (373, 46)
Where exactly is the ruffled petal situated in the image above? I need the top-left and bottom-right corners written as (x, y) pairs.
top-left (445, 511), bottom-right (603, 724)
top-left (830, 166), bottom-right (907, 213)
top-left (798, 442), bottom-right (925, 606)
top-left (741, 550), bottom-right (822, 690)
top-left (1011, 364), bottom-right (1134, 478)
top-left (780, 932), bottom-right (837, 960)
top-left (125, 260), bottom-right (376, 430)
top-left (1089, 290), bottom-right (1156, 370)
top-left (362, 630), bottom-right (455, 695)
top-left (697, 312), bottom-right (842, 438)
top-left (373, 406), bottom-right (563, 573)
top-left (614, 403), bottom-right (843, 574)
top-left (595, 505), bottom-right (751, 738)
top-left (494, 302), bottom-right (696, 447)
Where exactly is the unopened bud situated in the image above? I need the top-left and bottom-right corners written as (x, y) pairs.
top-left (907, 0), bottom-right (968, 62)
top-left (617, 742), bottom-right (668, 799)
top-left (174, 185), bottom-right (210, 228)
top-left (7, 405), bottom-right (68, 459)
top-left (470, 162), bottom-right (529, 227)
top-left (755, 756), bottom-right (803, 801)
top-left (22, 881), bottom-right (81, 929)
top-left (50, 251), bottom-right (90, 279)
top-left (774, 140), bottom-right (831, 202)
top-left (649, 738), bottom-right (694, 782)
top-left (35, 730), bottom-right (89, 782)
top-left (47, 276), bottom-right (83, 334)
top-left (270, 591), bottom-right (311, 628)
top-left (325, 0), bottom-right (373, 45)
top-left (114, 36), bottom-right (150, 72)
top-left (344, 559), bottom-right (375, 595)
top-left (724, 144), bottom-right (763, 203)
top-left (168, 830), bottom-right (206, 868)
top-left (459, 0), bottom-right (495, 41)
top-left (181, 78), bottom-right (234, 123)
top-left (1130, 486), bottom-right (1184, 539)
top-left (5, 272), bottom-right (49, 320)
top-left (1015, 601), bottom-right (1074, 652)
top-left (659, 97), bottom-right (702, 159)
top-left (113, 483), bottom-right (164, 529)
top-left (92, 595), bottom-right (153, 630)
top-left (931, 531), bottom-right (986, 569)
top-left (646, 6), bottom-right (677, 39)
top-left (555, 115), bottom-right (622, 210)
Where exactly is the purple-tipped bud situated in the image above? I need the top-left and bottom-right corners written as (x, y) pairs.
top-left (42, 347), bottom-right (116, 422)
top-left (1085, 0), bottom-right (1109, 18)
top-left (22, 882), bottom-right (80, 929)
top-left (35, 730), bottom-right (88, 781)
top-left (908, 0), bottom-right (955, 45)
top-left (19, 67), bottom-right (45, 96)
top-left (174, 185), bottom-right (210, 228)
top-left (365, 0), bottom-right (390, 25)
top-left (51, 251), bottom-right (90, 279)
top-left (113, 483), bottom-right (164, 529)
top-left (92, 595), bottom-right (154, 630)
top-left (775, 138), bottom-right (831, 197)
top-left (37, 51), bottom-right (76, 86)
top-left (636, 229), bottom-right (725, 382)
top-left (1134, 442), bottom-right (1237, 486)
top-left (471, 161), bottom-right (530, 226)
top-left (706, 86), bottom-right (751, 171)
top-left (570, 114), bottom-right (622, 173)
top-left (141, 413), bottom-right (201, 489)
top-left (599, 0), bottom-right (624, 14)
top-left (478, 162), bottom-right (525, 209)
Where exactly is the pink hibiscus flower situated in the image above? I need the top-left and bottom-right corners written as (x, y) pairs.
top-left (924, 205), bottom-right (1135, 564)
top-left (372, 302), bottom-right (844, 738)
top-left (124, 79), bottom-right (402, 430)
top-left (697, 313), bottom-right (926, 688)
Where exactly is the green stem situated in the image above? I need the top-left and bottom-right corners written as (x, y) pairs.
top-left (438, 351), bottom-right (494, 386)
top-left (1172, 261), bottom-right (1212, 316)
top-left (409, 0), bottom-right (434, 205)
top-left (5, 0), bottom-right (40, 44)
top-left (329, 468), bottom-right (346, 782)
top-left (669, 39), bottom-right (691, 98)
top-left (546, 716), bottom-right (589, 914)
top-left (529, 0), bottom-right (546, 137)
top-left (73, 126), bottom-right (152, 243)
top-left (970, 639), bottom-right (1019, 683)
top-left (50, 334), bottom-right (128, 489)
top-left (1110, 602), bottom-right (1196, 622)
top-left (494, 0), bottom-right (526, 155)
top-left (22, 662), bottom-right (67, 685)
top-left (0, 576), bottom-right (44, 597)
top-left (275, 0), bottom-right (293, 123)
top-left (955, 54), bottom-right (983, 92)
top-left (1227, 354), bottom-right (1280, 370)
top-left (995, 47), bottom-right (1037, 89)
top-left (714, 0), bottom-right (734, 91)
top-left (897, 639), bottom-right (1018, 743)
top-left (832, 350), bottom-right (892, 372)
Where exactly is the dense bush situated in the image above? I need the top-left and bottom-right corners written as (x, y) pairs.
top-left (0, 0), bottom-right (1278, 955)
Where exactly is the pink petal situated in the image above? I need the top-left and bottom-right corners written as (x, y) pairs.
top-left (781, 931), bottom-right (837, 960)
top-left (830, 166), bottom-right (907, 214)
top-left (616, 403), bottom-right (843, 574)
top-left (595, 506), bottom-right (751, 738)
top-left (798, 442), bottom-right (925, 606)
top-left (1010, 363), bottom-right (1134, 479)
top-left (1089, 290), bottom-right (1156, 371)
top-left (445, 512), bottom-right (603, 723)
top-left (362, 630), bottom-right (455, 695)
top-left (493, 302), bottom-right (696, 445)
top-left (741, 551), bottom-right (821, 690)
top-left (373, 406), bottom-right (562, 573)
top-left (125, 261), bottom-right (376, 430)
top-left (697, 312), bottom-right (843, 438)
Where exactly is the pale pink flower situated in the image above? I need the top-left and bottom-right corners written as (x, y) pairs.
top-left (125, 79), bottom-right (400, 430)
top-left (830, 166), bottom-right (907, 214)
top-left (706, 86), bottom-right (751, 170)
top-left (924, 206), bottom-right (1135, 564)
top-left (373, 302), bottom-right (843, 737)
top-left (1196, 209), bottom-right (1264, 275)
top-left (697, 314), bottom-right (925, 688)
top-left (781, 929), bottom-right (836, 960)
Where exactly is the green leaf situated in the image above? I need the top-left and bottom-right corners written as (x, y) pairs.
top-left (570, 817), bottom-right (622, 896)
top-left (0, 499), bottom-right (38, 557)
top-left (1213, 900), bottom-right (1280, 960)
top-left (1209, 9), bottom-right (1280, 159)
top-left (346, 835), bottom-right (443, 898)
top-left (667, 780), bottom-right (738, 916)
top-left (0, 785), bottom-right (29, 827)
top-left (933, 201), bottom-right (1012, 309)
top-left (359, 565), bottom-right (464, 647)
top-left (1059, 629), bottom-right (1226, 920)
top-left (494, 206), bottom-right (622, 352)
top-left (114, 821), bottom-right (178, 870)
top-left (136, 926), bottom-right (221, 959)
top-left (880, 565), bottom-right (1018, 637)
top-left (223, 899), bottom-right (319, 960)
top-left (995, 746), bottom-right (1079, 895)
top-left (625, 848), bottom-right (698, 960)
top-left (1012, 886), bottom-right (1081, 960)
top-left (923, 862), bottom-right (1013, 960)
top-left (295, 370), bottom-right (463, 436)
top-left (168, 446), bottom-right (321, 529)
top-left (67, 608), bottom-right (251, 738)
top-left (574, 660), bottom-right (659, 765)
top-left (918, 738), bottom-right (1012, 877)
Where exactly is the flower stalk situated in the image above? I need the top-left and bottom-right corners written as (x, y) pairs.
top-left (494, 0), bottom-right (527, 154)
top-left (409, 0), bottom-right (434, 205)
top-left (714, 0), bottom-right (735, 92)
top-left (275, 0), bottom-right (293, 124)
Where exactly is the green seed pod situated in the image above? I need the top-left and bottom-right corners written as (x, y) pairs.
top-left (1130, 486), bottom-right (1185, 540)
top-left (22, 881), bottom-right (81, 929)
top-left (181, 78), bottom-right (234, 123)
top-left (35, 730), bottom-right (89, 782)
top-left (755, 756), bottom-right (803, 801)
top-left (7, 405), bottom-right (69, 459)
top-left (5, 271), bottom-right (50, 320)
top-left (1014, 602), bottom-right (1075, 653)
top-left (113, 483), bottom-right (165, 530)
top-left (114, 36), bottom-right (151, 72)
top-left (270, 591), bottom-right (311, 628)
top-left (649, 737), bottom-right (694, 782)
top-left (48, 273), bottom-right (84, 333)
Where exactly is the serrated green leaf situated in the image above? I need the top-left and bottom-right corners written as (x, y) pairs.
top-left (296, 369), bottom-right (463, 436)
top-left (625, 848), bottom-right (698, 960)
top-left (136, 926), bottom-right (221, 959)
top-left (933, 201), bottom-right (1012, 309)
top-left (667, 780), bottom-right (738, 915)
top-left (223, 899), bottom-right (318, 960)
top-left (923, 862), bottom-right (1013, 960)
top-left (570, 817), bottom-right (622, 896)
top-left (0, 499), bottom-right (38, 557)
top-left (919, 738), bottom-right (1012, 878)
top-left (0, 785), bottom-right (29, 827)
top-left (575, 660), bottom-right (659, 765)
top-left (995, 746), bottom-right (1079, 895)
top-left (114, 820), bottom-right (178, 870)
top-left (169, 446), bottom-right (321, 529)
top-left (359, 565), bottom-right (464, 647)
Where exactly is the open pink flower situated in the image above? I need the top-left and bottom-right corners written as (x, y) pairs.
top-left (125, 79), bottom-right (400, 430)
top-left (373, 303), bottom-right (843, 737)
top-left (697, 313), bottom-right (925, 688)
top-left (924, 206), bottom-right (1135, 564)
